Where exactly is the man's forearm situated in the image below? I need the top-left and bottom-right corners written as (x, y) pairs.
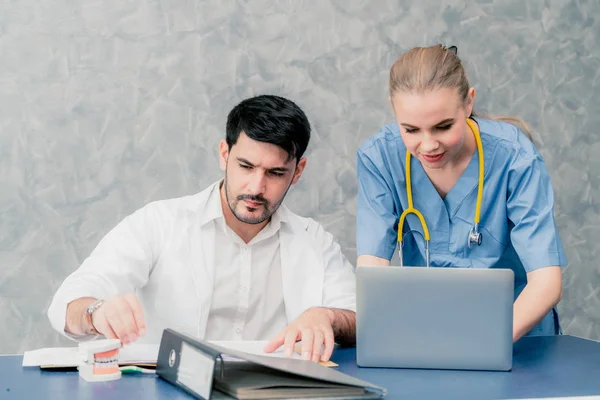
top-left (326, 308), bottom-right (356, 347)
top-left (65, 297), bottom-right (97, 336)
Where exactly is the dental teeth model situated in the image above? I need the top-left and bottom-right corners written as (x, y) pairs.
top-left (78, 339), bottom-right (122, 382)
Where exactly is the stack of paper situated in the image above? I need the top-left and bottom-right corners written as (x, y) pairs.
top-left (22, 340), bottom-right (337, 368)
top-left (212, 341), bottom-right (338, 367)
top-left (22, 344), bottom-right (159, 368)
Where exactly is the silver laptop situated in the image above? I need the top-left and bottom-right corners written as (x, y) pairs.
top-left (356, 266), bottom-right (514, 371)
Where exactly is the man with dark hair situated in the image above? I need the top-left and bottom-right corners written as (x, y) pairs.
top-left (48, 95), bottom-right (356, 363)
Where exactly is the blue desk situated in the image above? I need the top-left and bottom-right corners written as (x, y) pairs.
top-left (2, 335), bottom-right (600, 399)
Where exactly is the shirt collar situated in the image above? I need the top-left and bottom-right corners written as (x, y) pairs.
top-left (198, 181), bottom-right (225, 226)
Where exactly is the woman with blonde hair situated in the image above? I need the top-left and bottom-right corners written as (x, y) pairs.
top-left (356, 45), bottom-right (566, 342)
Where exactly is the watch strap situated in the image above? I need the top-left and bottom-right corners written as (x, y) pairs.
top-left (84, 299), bottom-right (104, 335)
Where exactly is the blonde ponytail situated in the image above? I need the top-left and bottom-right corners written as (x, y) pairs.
top-left (471, 112), bottom-right (535, 143)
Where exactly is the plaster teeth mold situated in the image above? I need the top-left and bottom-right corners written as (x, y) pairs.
top-left (78, 339), bottom-right (122, 382)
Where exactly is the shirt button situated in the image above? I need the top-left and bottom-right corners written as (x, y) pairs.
top-left (240, 285), bottom-right (248, 292)
top-left (235, 327), bottom-right (242, 334)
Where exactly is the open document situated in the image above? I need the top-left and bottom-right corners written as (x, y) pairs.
top-left (22, 340), bottom-right (336, 368)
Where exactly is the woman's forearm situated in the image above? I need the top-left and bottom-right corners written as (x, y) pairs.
top-left (513, 266), bottom-right (562, 342)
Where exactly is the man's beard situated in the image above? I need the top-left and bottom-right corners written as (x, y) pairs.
top-left (223, 174), bottom-right (290, 225)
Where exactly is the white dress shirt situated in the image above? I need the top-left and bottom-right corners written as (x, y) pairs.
top-left (47, 180), bottom-right (356, 344)
top-left (204, 187), bottom-right (287, 341)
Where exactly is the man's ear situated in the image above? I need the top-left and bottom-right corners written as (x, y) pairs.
top-left (219, 140), bottom-right (229, 171)
top-left (291, 157), bottom-right (307, 185)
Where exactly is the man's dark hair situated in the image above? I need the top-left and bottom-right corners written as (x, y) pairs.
top-left (225, 95), bottom-right (311, 163)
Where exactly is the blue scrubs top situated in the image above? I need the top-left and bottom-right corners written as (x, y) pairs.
top-left (356, 117), bottom-right (568, 336)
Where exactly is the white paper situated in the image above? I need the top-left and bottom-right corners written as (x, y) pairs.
top-left (209, 340), bottom-right (302, 360)
top-left (22, 340), bottom-right (298, 368)
top-left (22, 347), bottom-right (79, 367)
top-left (22, 343), bottom-right (159, 367)
top-left (119, 343), bottom-right (160, 364)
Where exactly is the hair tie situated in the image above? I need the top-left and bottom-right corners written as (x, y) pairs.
top-left (445, 45), bottom-right (458, 55)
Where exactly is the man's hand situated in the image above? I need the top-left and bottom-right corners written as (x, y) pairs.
top-left (91, 294), bottom-right (147, 344)
top-left (66, 294), bottom-right (146, 344)
top-left (264, 307), bottom-right (335, 363)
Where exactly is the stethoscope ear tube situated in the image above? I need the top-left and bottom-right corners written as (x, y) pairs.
top-left (397, 118), bottom-right (485, 265)
top-left (399, 230), bottom-right (430, 268)
top-left (467, 118), bottom-right (485, 247)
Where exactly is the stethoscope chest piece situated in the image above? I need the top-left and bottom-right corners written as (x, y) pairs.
top-left (467, 224), bottom-right (483, 248)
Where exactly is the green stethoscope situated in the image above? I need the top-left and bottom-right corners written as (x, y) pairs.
top-left (397, 118), bottom-right (484, 268)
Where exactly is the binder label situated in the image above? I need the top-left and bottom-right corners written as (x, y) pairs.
top-left (177, 342), bottom-right (215, 399)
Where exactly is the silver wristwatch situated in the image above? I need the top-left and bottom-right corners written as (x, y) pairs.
top-left (85, 299), bottom-right (104, 335)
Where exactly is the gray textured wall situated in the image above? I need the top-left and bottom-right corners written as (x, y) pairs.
top-left (1, 0), bottom-right (598, 353)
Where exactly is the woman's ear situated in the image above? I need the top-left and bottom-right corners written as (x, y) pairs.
top-left (466, 87), bottom-right (476, 116)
